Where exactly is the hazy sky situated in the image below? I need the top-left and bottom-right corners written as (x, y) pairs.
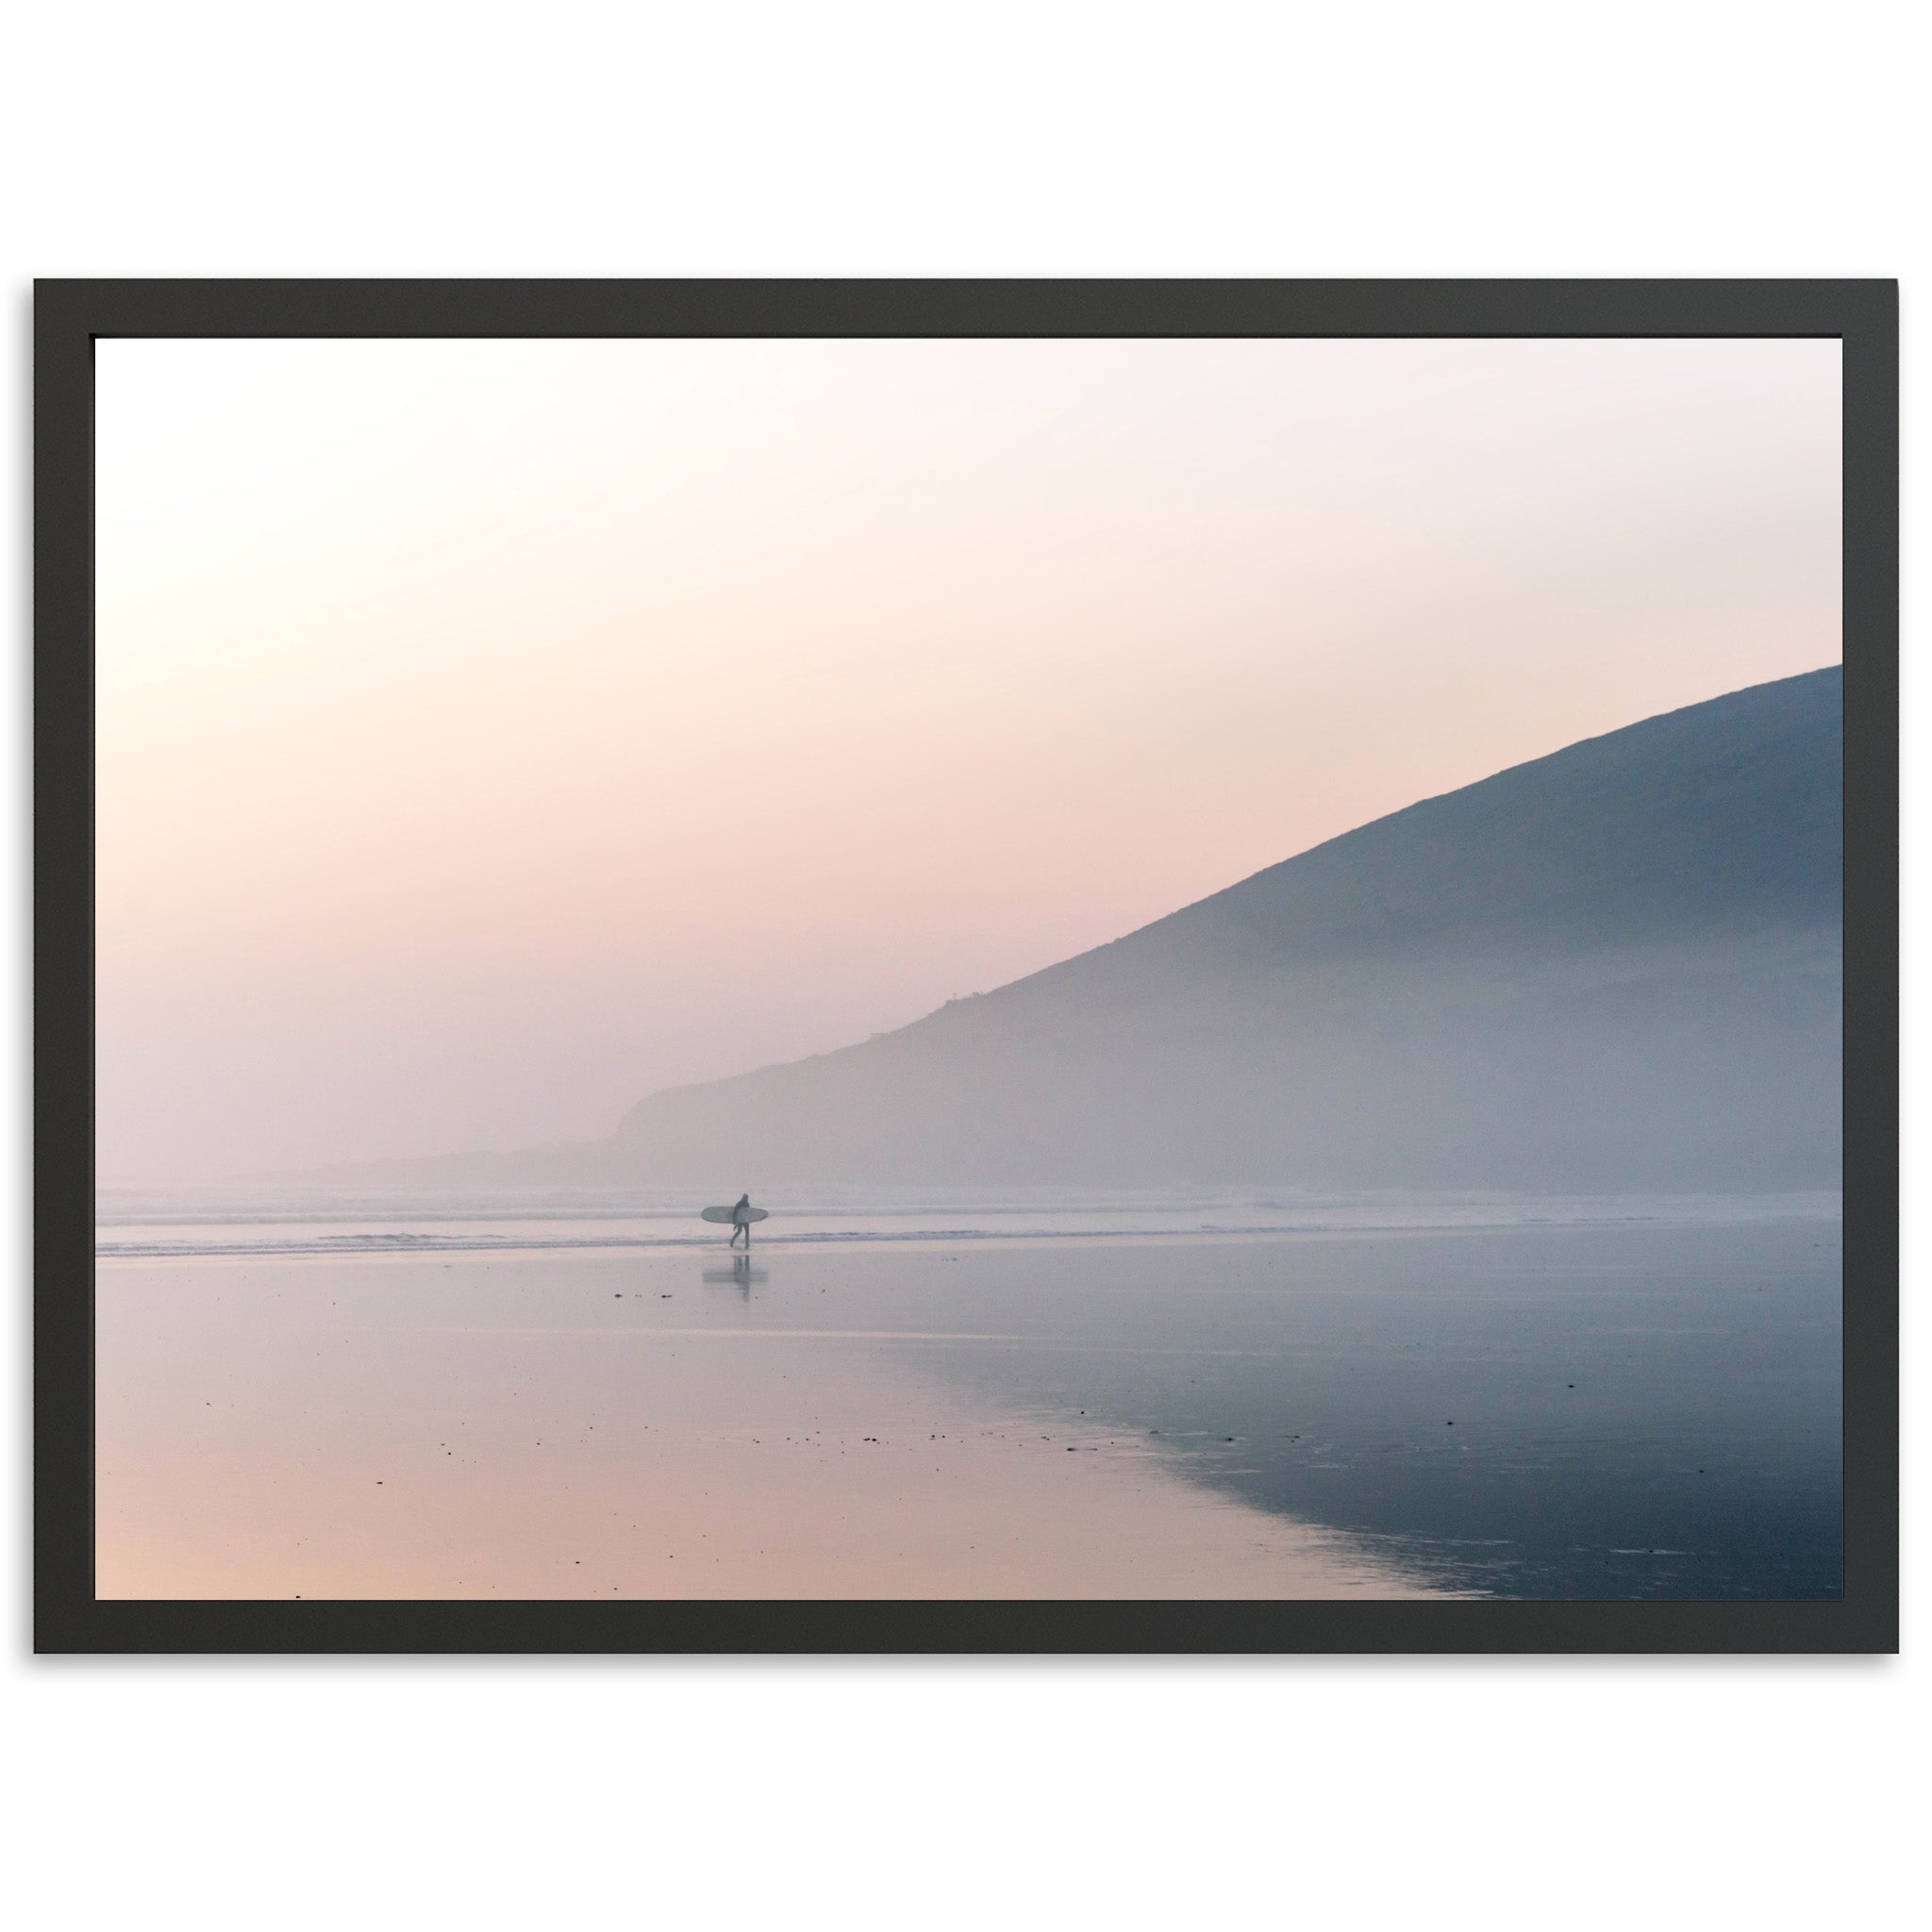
top-left (96, 337), bottom-right (1840, 1181)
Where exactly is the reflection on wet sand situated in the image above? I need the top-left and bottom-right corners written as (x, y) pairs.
top-left (94, 1241), bottom-right (1449, 1601)
top-left (702, 1255), bottom-right (768, 1292)
top-left (93, 1213), bottom-right (1838, 1601)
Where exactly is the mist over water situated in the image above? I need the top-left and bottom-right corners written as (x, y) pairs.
top-left (96, 1187), bottom-right (1840, 1601)
top-left (94, 340), bottom-right (1841, 1183)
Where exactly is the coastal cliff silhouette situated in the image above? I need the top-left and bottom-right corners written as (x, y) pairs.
top-left (373, 666), bottom-right (1842, 1191)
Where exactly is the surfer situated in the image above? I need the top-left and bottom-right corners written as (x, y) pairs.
top-left (729, 1192), bottom-right (755, 1247)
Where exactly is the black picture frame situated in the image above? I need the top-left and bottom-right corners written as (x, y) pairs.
top-left (35, 278), bottom-right (1898, 1656)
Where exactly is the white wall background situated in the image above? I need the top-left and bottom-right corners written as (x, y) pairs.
top-left (3, 5), bottom-right (1920, 1928)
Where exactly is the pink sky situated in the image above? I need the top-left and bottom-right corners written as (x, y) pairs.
top-left (95, 337), bottom-right (1840, 1180)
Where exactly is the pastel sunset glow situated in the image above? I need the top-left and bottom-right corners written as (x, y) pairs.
top-left (95, 337), bottom-right (1840, 1179)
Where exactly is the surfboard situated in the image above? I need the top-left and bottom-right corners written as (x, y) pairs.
top-left (701, 1205), bottom-right (769, 1224)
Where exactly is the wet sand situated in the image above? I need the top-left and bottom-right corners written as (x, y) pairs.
top-left (96, 1240), bottom-right (1451, 1600)
top-left (95, 1212), bottom-right (1839, 1601)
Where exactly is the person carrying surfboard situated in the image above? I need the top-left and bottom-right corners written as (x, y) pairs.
top-left (701, 1196), bottom-right (768, 1239)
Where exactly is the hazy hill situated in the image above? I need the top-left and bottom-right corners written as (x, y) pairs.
top-left (394, 666), bottom-right (1844, 1191)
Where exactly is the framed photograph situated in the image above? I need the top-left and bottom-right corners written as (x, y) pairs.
top-left (35, 279), bottom-right (1897, 1654)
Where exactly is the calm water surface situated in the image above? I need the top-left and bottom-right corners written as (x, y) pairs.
top-left (95, 1193), bottom-right (1840, 1600)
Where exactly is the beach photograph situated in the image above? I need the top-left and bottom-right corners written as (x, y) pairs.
top-left (93, 334), bottom-right (1843, 1603)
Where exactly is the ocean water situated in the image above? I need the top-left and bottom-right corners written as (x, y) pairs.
top-left (94, 1190), bottom-right (1841, 1601)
